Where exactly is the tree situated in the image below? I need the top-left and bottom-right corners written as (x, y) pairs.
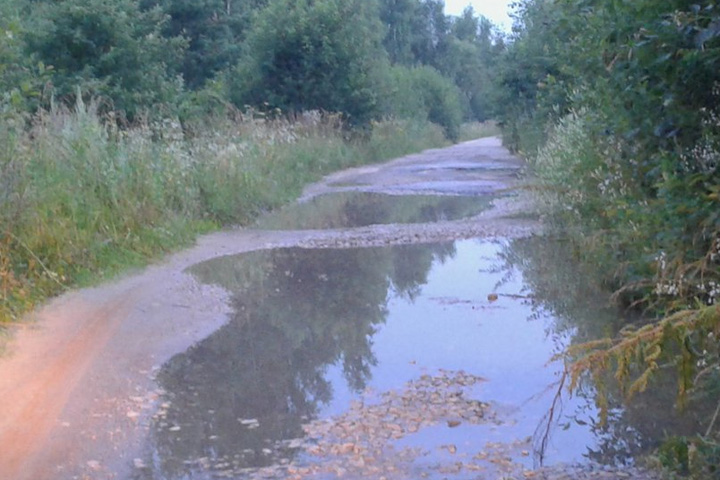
top-left (379, 1), bottom-right (505, 122)
top-left (385, 64), bottom-right (463, 140)
top-left (26, 0), bottom-right (186, 117)
top-left (229, 0), bottom-right (388, 126)
top-left (452, 6), bottom-right (479, 42)
top-left (415, 0), bottom-right (450, 64)
top-left (431, 8), bottom-right (504, 121)
top-left (378, 0), bottom-right (452, 67)
top-left (140, 0), bottom-right (268, 89)
top-left (379, 0), bottom-right (422, 65)
top-left (0, 1), bottom-right (50, 114)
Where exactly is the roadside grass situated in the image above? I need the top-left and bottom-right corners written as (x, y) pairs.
top-left (0, 104), bottom-right (452, 324)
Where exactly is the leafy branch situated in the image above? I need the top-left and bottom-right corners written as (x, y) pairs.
top-left (561, 305), bottom-right (720, 424)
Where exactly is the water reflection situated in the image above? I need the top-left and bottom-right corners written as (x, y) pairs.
top-left (499, 236), bottom-right (713, 466)
top-left (254, 192), bottom-right (490, 230)
top-left (142, 242), bottom-right (456, 479)
top-left (138, 235), bottom-right (692, 480)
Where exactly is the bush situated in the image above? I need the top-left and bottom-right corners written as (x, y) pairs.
top-left (384, 65), bottom-right (463, 141)
top-left (228, 0), bottom-right (387, 127)
top-left (25, 0), bottom-right (186, 119)
top-left (0, 3), bottom-right (51, 115)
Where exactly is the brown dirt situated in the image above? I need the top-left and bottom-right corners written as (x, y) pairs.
top-left (0, 137), bottom-right (657, 480)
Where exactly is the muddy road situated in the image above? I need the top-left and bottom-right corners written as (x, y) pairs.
top-left (0, 138), bottom-right (658, 480)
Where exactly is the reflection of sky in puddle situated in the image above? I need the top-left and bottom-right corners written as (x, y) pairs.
top-left (142, 239), bottom-right (602, 479)
top-left (320, 240), bottom-right (595, 467)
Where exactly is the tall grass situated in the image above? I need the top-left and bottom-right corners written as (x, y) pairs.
top-left (0, 103), bottom-right (448, 322)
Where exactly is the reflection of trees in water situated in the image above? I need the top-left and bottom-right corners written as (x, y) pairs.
top-left (146, 242), bottom-right (455, 478)
top-left (502, 235), bottom-right (712, 466)
top-left (255, 192), bottom-right (490, 230)
top-left (498, 235), bottom-right (625, 342)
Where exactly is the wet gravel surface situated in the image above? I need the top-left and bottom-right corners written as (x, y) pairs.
top-left (0, 137), bottom-right (664, 480)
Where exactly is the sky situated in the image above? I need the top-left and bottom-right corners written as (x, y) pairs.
top-left (443, 0), bottom-right (514, 31)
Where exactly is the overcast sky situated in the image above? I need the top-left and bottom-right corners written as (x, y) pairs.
top-left (444, 0), bottom-right (514, 31)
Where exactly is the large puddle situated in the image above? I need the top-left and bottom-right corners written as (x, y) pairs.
top-left (254, 193), bottom-right (491, 230)
top-left (129, 173), bottom-right (709, 480)
top-left (134, 237), bottom-right (654, 479)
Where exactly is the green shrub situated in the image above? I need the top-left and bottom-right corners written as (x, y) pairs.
top-left (25, 0), bottom-right (186, 119)
top-left (228, 0), bottom-right (387, 127)
top-left (0, 3), bottom-right (49, 115)
top-left (384, 65), bottom-right (463, 141)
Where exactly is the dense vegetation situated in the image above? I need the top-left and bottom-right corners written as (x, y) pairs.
top-left (1, 0), bottom-right (503, 132)
top-left (498, 0), bottom-right (720, 476)
top-left (0, 0), bottom-right (503, 323)
top-left (3, 0), bottom-right (719, 474)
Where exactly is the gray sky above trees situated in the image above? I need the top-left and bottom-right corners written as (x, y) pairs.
top-left (444, 0), bottom-right (513, 31)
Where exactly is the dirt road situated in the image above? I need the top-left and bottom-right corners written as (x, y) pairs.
top-left (0, 137), bottom-right (655, 480)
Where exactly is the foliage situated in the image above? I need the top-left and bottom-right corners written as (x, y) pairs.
top-left (385, 65), bottom-right (463, 140)
top-left (378, 0), bottom-right (449, 67)
top-left (379, 1), bottom-right (505, 122)
top-left (0, 0), bottom-right (506, 323)
top-left (140, 0), bottom-right (267, 89)
top-left (565, 306), bottom-right (720, 415)
top-left (0, 0), bottom-right (505, 136)
top-left (437, 8), bottom-right (503, 121)
top-left (499, 0), bottom-right (720, 475)
top-left (493, 0), bottom-right (585, 155)
top-left (501, 235), bottom-right (720, 474)
top-left (24, 0), bottom-right (186, 118)
top-left (563, 304), bottom-right (720, 478)
top-left (228, 0), bottom-right (388, 127)
top-left (379, 0), bottom-right (428, 65)
top-left (503, 0), bottom-right (720, 331)
top-left (0, 2), bottom-right (50, 114)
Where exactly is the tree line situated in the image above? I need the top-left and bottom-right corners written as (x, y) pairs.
top-left (0, 0), bottom-right (504, 139)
